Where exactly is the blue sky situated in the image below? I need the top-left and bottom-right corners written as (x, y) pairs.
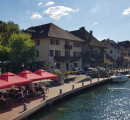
top-left (0, 0), bottom-right (130, 42)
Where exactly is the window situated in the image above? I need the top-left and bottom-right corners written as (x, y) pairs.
top-left (50, 50), bottom-right (53, 56)
top-left (36, 50), bottom-right (39, 57)
top-left (74, 42), bottom-right (81, 47)
top-left (77, 52), bottom-right (81, 57)
top-left (73, 52), bottom-right (81, 57)
top-left (110, 50), bottom-right (112, 54)
top-left (50, 39), bottom-right (60, 45)
top-left (55, 50), bottom-right (61, 56)
top-left (65, 51), bottom-right (70, 57)
top-left (35, 40), bottom-right (40, 45)
top-left (56, 40), bottom-right (60, 45)
top-left (73, 52), bottom-right (76, 57)
top-left (50, 39), bottom-right (54, 45)
top-left (66, 63), bottom-right (69, 70)
top-left (65, 41), bottom-right (69, 45)
top-left (56, 63), bottom-right (60, 69)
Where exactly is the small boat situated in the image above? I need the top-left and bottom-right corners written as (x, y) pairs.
top-left (110, 73), bottom-right (129, 82)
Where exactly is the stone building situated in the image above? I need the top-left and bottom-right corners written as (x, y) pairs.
top-left (26, 23), bottom-right (84, 73)
top-left (70, 27), bottom-right (106, 67)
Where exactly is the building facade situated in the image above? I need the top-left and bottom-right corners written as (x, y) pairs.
top-left (70, 27), bottom-right (106, 67)
top-left (102, 39), bottom-right (125, 61)
top-left (26, 23), bottom-right (84, 73)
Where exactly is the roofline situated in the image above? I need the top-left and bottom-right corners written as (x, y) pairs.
top-left (48, 36), bottom-right (85, 42)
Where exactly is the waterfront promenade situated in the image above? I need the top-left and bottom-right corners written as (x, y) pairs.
top-left (0, 77), bottom-right (109, 120)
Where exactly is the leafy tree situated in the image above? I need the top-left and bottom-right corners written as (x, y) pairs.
top-left (0, 45), bottom-right (10, 62)
top-left (9, 33), bottom-right (35, 70)
top-left (0, 21), bottom-right (19, 46)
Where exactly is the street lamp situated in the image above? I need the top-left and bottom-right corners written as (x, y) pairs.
top-left (0, 67), bottom-right (1, 75)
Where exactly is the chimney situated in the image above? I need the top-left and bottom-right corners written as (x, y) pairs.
top-left (90, 30), bottom-right (93, 36)
top-left (107, 38), bottom-right (110, 43)
top-left (79, 27), bottom-right (85, 31)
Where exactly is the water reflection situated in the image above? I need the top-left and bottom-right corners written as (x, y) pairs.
top-left (31, 80), bottom-right (130, 120)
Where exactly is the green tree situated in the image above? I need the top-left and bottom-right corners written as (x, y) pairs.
top-left (0, 21), bottom-right (19, 46)
top-left (0, 45), bottom-right (10, 62)
top-left (9, 33), bottom-right (35, 70)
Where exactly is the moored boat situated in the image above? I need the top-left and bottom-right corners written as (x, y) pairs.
top-left (110, 73), bottom-right (129, 82)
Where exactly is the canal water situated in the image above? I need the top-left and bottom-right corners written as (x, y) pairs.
top-left (31, 80), bottom-right (130, 120)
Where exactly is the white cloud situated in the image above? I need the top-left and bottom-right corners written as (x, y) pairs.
top-left (93, 22), bottom-right (99, 26)
top-left (122, 8), bottom-right (130, 15)
top-left (38, 2), bottom-right (43, 6)
top-left (30, 12), bottom-right (43, 19)
top-left (44, 6), bottom-right (78, 20)
top-left (45, 1), bottom-right (54, 6)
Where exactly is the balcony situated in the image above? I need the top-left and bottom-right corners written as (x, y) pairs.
top-left (64, 45), bottom-right (72, 50)
top-left (54, 56), bottom-right (80, 62)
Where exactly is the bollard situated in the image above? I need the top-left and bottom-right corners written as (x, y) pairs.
top-left (60, 89), bottom-right (62, 94)
top-left (90, 79), bottom-right (92, 84)
top-left (82, 82), bottom-right (84, 86)
top-left (72, 85), bottom-right (74, 90)
top-left (43, 94), bottom-right (46, 100)
top-left (107, 74), bottom-right (110, 79)
top-left (98, 74), bottom-right (100, 82)
top-left (24, 103), bottom-right (28, 111)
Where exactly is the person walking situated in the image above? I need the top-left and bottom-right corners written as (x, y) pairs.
top-left (46, 84), bottom-right (49, 93)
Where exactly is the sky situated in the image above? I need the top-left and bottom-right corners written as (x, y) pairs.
top-left (0, 0), bottom-right (130, 42)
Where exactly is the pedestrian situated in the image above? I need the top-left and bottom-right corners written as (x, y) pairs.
top-left (46, 84), bottom-right (49, 93)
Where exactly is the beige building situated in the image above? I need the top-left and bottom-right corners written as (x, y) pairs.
top-left (26, 23), bottom-right (84, 73)
top-left (70, 27), bottom-right (106, 67)
top-left (102, 39), bottom-right (125, 61)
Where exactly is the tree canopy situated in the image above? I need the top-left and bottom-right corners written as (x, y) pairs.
top-left (0, 21), bottom-right (19, 46)
top-left (0, 45), bottom-right (10, 62)
top-left (9, 33), bottom-right (35, 69)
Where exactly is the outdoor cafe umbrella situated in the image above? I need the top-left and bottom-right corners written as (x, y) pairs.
top-left (0, 72), bottom-right (31, 87)
top-left (34, 69), bottom-right (57, 79)
top-left (17, 70), bottom-right (43, 82)
top-left (0, 79), bottom-right (13, 89)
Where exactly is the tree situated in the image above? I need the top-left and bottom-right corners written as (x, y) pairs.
top-left (0, 45), bottom-right (10, 63)
top-left (0, 21), bottom-right (19, 46)
top-left (9, 33), bottom-right (35, 70)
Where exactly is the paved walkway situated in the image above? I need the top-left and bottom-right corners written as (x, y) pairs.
top-left (0, 77), bottom-right (107, 120)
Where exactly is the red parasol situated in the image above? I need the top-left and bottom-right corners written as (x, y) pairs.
top-left (34, 69), bottom-right (57, 80)
top-left (0, 79), bottom-right (13, 89)
top-left (17, 70), bottom-right (43, 82)
top-left (0, 72), bottom-right (31, 86)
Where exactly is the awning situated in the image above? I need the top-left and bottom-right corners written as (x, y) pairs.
top-left (34, 69), bottom-right (57, 80)
top-left (0, 79), bottom-right (12, 89)
top-left (0, 72), bottom-right (31, 86)
top-left (17, 70), bottom-right (43, 82)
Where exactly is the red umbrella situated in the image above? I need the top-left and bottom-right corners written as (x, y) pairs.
top-left (34, 69), bottom-right (57, 79)
top-left (0, 79), bottom-right (13, 89)
top-left (17, 70), bottom-right (43, 82)
top-left (0, 72), bottom-right (31, 86)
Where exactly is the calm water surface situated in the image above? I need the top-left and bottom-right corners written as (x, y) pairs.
top-left (31, 80), bottom-right (130, 120)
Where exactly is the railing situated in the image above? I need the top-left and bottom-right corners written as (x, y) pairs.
top-left (64, 45), bottom-right (72, 50)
